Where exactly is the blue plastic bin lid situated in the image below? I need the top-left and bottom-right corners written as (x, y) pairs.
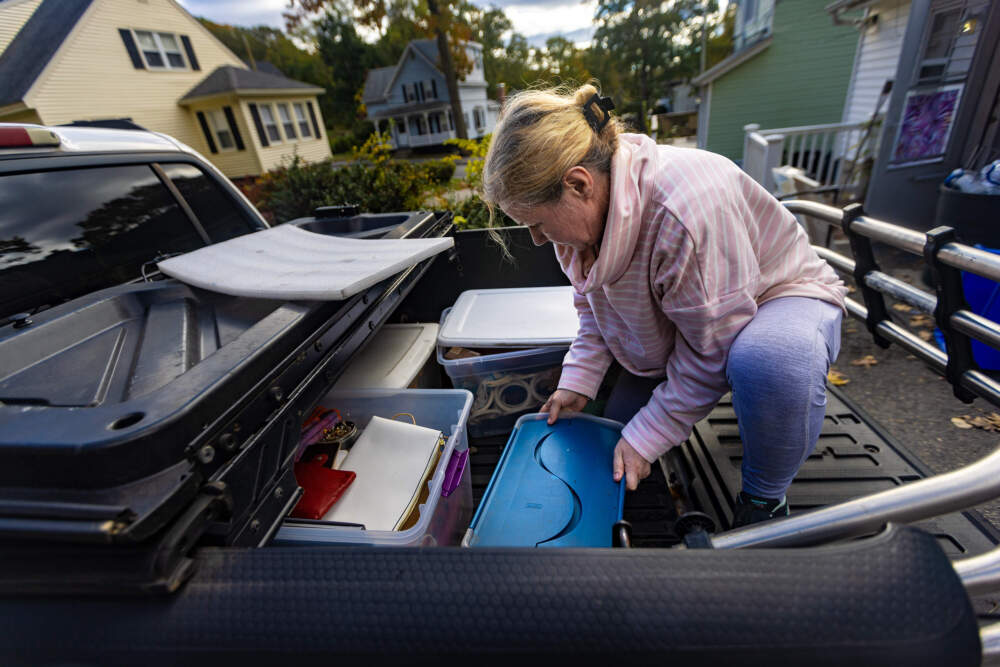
top-left (468, 413), bottom-right (625, 547)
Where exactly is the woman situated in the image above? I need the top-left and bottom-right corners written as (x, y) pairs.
top-left (481, 85), bottom-right (847, 527)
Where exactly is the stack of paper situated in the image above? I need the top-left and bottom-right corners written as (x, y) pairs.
top-left (323, 416), bottom-right (442, 530)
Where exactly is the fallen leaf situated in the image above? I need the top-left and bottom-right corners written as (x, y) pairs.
top-left (960, 412), bottom-right (1000, 432)
top-left (846, 327), bottom-right (858, 334)
top-left (827, 369), bottom-right (850, 386)
top-left (910, 313), bottom-right (934, 328)
top-left (846, 285), bottom-right (856, 294)
top-left (850, 355), bottom-right (879, 368)
top-left (952, 416), bottom-right (973, 429)
top-left (917, 330), bottom-right (933, 341)
top-left (892, 303), bottom-right (912, 312)
top-left (906, 354), bottom-right (917, 360)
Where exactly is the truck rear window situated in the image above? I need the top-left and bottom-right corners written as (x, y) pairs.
top-left (0, 164), bottom-right (206, 318)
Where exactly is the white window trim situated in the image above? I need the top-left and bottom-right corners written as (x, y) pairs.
top-left (207, 109), bottom-right (236, 153)
top-left (258, 104), bottom-right (284, 145)
top-left (293, 103), bottom-right (313, 138)
top-left (276, 103), bottom-right (297, 140)
top-left (132, 29), bottom-right (188, 71)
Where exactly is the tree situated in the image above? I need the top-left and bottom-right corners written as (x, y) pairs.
top-left (198, 19), bottom-right (338, 126)
top-left (314, 12), bottom-right (384, 126)
top-left (286, 0), bottom-right (472, 139)
top-left (591, 0), bottom-right (714, 132)
top-left (541, 36), bottom-right (591, 85)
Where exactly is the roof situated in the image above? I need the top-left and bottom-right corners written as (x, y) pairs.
top-left (411, 38), bottom-right (439, 65)
top-left (0, 0), bottom-right (93, 107)
top-left (179, 65), bottom-right (323, 102)
top-left (362, 66), bottom-right (396, 104)
top-left (251, 61), bottom-right (285, 77)
top-left (691, 37), bottom-right (772, 87)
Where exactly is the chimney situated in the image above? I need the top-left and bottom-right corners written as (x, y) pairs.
top-left (497, 82), bottom-right (506, 105)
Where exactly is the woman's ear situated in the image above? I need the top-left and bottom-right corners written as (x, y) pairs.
top-left (563, 166), bottom-right (594, 198)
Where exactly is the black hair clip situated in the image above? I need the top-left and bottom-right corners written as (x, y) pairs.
top-left (582, 93), bottom-right (615, 133)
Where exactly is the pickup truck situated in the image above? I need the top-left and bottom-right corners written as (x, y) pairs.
top-left (1, 122), bottom-right (999, 666)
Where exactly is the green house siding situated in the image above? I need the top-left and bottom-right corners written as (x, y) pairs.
top-left (706, 0), bottom-right (859, 160)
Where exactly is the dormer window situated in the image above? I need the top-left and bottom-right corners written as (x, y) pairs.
top-left (134, 30), bottom-right (186, 69)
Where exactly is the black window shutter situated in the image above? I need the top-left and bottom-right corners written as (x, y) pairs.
top-left (402, 85), bottom-right (408, 102)
top-left (431, 80), bottom-right (437, 99)
top-left (118, 29), bottom-right (144, 69)
top-left (223, 106), bottom-right (244, 150)
top-left (249, 103), bottom-right (269, 147)
top-left (180, 35), bottom-right (200, 71)
top-left (307, 102), bottom-right (320, 139)
top-left (196, 111), bottom-right (217, 154)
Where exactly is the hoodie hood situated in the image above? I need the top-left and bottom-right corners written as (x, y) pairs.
top-left (556, 133), bottom-right (659, 293)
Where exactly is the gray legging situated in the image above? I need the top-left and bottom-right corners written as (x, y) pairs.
top-left (604, 296), bottom-right (843, 499)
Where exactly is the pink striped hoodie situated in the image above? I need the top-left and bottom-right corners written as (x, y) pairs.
top-left (555, 133), bottom-right (847, 462)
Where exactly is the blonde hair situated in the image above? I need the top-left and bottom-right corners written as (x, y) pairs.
top-left (482, 83), bottom-right (623, 225)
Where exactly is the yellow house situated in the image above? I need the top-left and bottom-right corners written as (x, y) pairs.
top-left (0, 0), bottom-right (332, 178)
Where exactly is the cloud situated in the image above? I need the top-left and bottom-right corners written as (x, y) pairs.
top-left (177, 0), bottom-right (288, 28)
top-left (178, 0), bottom-right (599, 49)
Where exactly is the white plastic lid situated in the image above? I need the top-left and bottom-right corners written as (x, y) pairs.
top-left (438, 286), bottom-right (578, 347)
top-left (333, 323), bottom-right (438, 390)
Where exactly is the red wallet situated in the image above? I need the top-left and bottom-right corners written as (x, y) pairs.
top-left (290, 455), bottom-right (356, 520)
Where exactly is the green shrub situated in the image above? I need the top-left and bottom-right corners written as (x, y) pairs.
top-left (422, 158), bottom-right (457, 185)
top-left (449, 194), bottom-right (513, 230)
top-left (328, 133), bottom-right (354, 154)
top-left (253, 156), bottom-right (432, 223)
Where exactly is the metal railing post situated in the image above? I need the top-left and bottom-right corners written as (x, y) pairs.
top-left (924, 226), bottom-right (979, 403)
top-left (841, 203), bottom-right (891, 348)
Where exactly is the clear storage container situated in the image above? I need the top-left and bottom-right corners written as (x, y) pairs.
top-left (274, 388), bottom-right (473, 547)
top-left (437, 309), bottom-right (568, 437)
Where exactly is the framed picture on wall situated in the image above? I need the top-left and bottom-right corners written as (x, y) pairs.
top-left (889, 83), bottom-right (964, 167)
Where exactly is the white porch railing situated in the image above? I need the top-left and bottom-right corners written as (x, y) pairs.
top-left (407, 130), bottom-right (456, 147)
top-left (742, 120), bottom-right (872, 194)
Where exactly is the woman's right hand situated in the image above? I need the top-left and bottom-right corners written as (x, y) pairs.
top-left (540, 388), bottom-right (589, 424)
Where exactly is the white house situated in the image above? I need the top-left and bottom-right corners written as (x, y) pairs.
top-left (362, 39), bottom-right (499, 149)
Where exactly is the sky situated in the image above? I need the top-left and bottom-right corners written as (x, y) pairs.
top-left (177, 0), bottom-right (600, 47)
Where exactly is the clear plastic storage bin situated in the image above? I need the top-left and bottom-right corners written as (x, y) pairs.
top-left (274, 388), bottom-right (473, 547)
top-left (437, 309), bottom-right (568, 437)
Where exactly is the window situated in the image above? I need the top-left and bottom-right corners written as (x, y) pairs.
top-left (161, 164), bottom-right (259, 243)
top-left (207, 110), bottom-right (235, 151)
top-left (0, 165), bottom-right (204, 318)
top-left (259, 105), bottom-right (282, 143)
top-left (293, 103), bottom-right (312, 138)
top-left (394, 117), bottom-right (406, 134)
top-left (473, 108), bottom-right (484, 130)
top-left (429, 80), bottom-right (438, 100)
top-left (277, 104), bottom-right (297, 140)
top-left (134, 30), bottom-right (186, 69)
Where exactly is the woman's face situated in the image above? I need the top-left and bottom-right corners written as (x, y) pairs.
top-left (502, 166), bottom-right (609, 252)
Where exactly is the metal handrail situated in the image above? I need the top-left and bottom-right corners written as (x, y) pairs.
top-left (955, 544), bottom-right (1000, 596)
top-left (784, 200), bottom-right (1000, 280)
top-left (784, 200), bottom-right (1000, 408)
top-left (712, 447), bottom-right (1000, 549)
top-left (708, 201), bottom-right (1000, 550)
top-left (983, 623), bottom-right (1000, 665)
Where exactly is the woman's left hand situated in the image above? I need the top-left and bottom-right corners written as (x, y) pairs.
top-left (613, 437), bottom-right (651, 491)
